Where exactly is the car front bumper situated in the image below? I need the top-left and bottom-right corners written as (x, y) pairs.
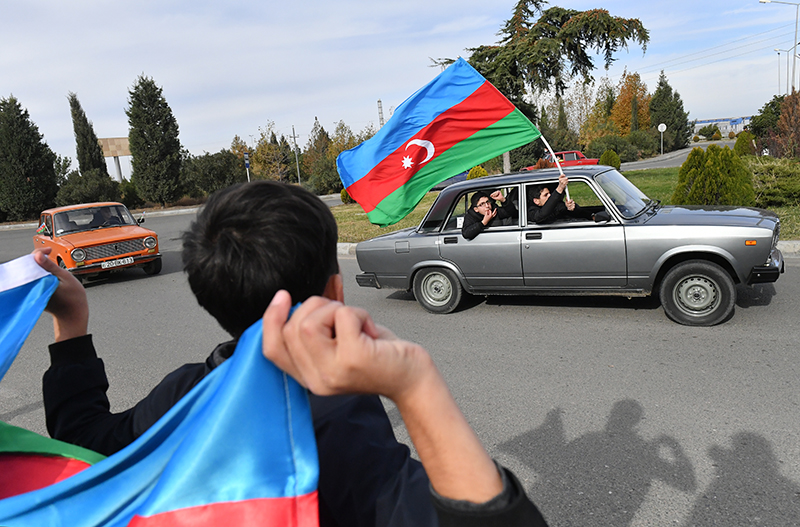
top-left (748, 248), bottom-right (784, 284)
top-left (69, 254), bottom-right (161, 275)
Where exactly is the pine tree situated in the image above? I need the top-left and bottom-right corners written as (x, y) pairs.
top-left (126, 75), bottom-right (182, 206)
top-left (303, 117), bottom-right (339, 194)
top-left (0, 95), bottom-right (58, 220)
top-left (68, 92), bottom-right (110, 177)
top-left (649, 71), bottom-right (692, 152)
top-left (672, 145), bottom-right (755, 206)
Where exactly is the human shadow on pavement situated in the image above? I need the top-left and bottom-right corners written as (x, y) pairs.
top-left (681, 431), bottom-right (800, 526)
top-left (499, 400), bottom-right (696, 526)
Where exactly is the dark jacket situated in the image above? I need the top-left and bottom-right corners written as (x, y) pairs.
top-left (461, 201), bottom-right (518, 240)
top-left (43, 335), bottom-right (548, 527)
top-left (527, 189), bottom-right (592, 225)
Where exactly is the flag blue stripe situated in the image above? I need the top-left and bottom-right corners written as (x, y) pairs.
top-left (337, 58), bottom-right (485, 188)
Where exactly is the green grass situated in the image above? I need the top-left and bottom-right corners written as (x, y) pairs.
top-left (333, 167), bottom-right (799, 242)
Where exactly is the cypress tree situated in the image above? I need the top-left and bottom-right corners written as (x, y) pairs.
top-left (126, 75), bottom-right (182, 206)
top-left (68, 92), bottom-right (110, 177)
top-left (0, 95), bottom-right (58, 220)
top-left (673, 145), bottom-right (754, 206)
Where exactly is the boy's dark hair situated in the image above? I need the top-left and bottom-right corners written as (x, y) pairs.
top-left (470, 190), bottom-right (491, 209)
top-left (182, 181), bottom-right (339, 337)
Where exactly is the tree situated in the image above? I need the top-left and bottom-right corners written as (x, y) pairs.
top-left (671, 145), bottom-right (755, 206)
top-left (773, 89), bottom-right (800, 159)
top-left (0, 95), bottom-right (58, 220)
top-left (126, 75), bottom-right (182, 206)
top-left (580, 76), bottom-right (618, 147)
top-left (649, 71), bottom-right (692, 152)
top-left (749, 95), bottom-right (784, 139)
top-left (68, 92), bottom-right (110, 177)
top-left (303, 117), bottom-right (338, 194)
top-left (250, 122), bottom-right (292, 182)
top-left (610, 70), bottom-right (650, 136)
top-left (181, 149), bottom-right (246, 196)
top-left (463, 0), bottom-right (648, 109)
top-left (54, 154), bottom-right (73, 187)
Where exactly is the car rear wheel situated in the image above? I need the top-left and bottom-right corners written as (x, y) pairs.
top-left (413, 268), bottom-right (462, 314)
top-left (143, 258), bottom-right (162, 275)
top-left (659, 260), bottom-right (735, 326)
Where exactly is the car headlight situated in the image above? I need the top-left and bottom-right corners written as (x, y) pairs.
top-left (71, 248), bottom-right (86, 262)
top-left (143, 236), bottom-right (157, 249)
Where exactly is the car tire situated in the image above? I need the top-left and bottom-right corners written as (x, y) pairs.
top-left (413, 268), bottom-right (463, 314)
top-left (143, 258), bottom-right (162, 275)
top-left (58, 259), bottom-right (67, 270)
top-left (659, 260), bottom-right (735, 326)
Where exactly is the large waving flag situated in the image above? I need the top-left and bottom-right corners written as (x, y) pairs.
top-left (0, 255), bottom-right (319, 527)
top-left (337, 57), bottom-right (541, 226)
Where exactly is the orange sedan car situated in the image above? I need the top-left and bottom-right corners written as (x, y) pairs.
top-left (32, 202), bottom-right (161, 279)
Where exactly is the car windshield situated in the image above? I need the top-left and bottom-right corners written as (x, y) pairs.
top-left (53, 205), bottom-right (136, 235)
top-left (594, 169), bottom-right (651, 219)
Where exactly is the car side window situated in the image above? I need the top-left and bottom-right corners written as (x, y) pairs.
top-left (526, 180), bottom-right (606, 225)
top-left (443, 194), bottom-right (469, 231)
top-left (564, 152), bottom-right (577, 161)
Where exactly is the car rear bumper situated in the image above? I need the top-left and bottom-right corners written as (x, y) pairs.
top-left (747, 248), bottom-right (784, 284)
top-left (69, 253), bottom-right (161, 275)
top-left (356, 272), bottom-right (381, 288)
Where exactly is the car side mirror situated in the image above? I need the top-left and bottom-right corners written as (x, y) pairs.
top-left (594, 211), bottom-right (611, 223)
top-left (137, 216), bottom-right (145, 224)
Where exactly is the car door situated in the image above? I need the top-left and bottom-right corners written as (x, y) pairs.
top-left (521, 180), bottom-right (627, 288)
top-left (438, 187), bottom-right (523, 289)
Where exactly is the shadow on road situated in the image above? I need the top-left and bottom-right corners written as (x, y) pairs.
top-left (499, 400), bottom-right (800, 526)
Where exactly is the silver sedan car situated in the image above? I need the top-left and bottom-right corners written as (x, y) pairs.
top-left (355, 166), bottom-right (784, 326)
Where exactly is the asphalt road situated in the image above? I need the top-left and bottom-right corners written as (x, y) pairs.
top-left (621, 140), bottom-right (736, 171)
top-left (2, 213), bottom-right (800, 526)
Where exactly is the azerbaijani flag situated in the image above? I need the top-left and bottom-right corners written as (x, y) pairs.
top-left (337, 57), bottom-right (541, 226)
top-left (0, 255), bottom-right (319, 527)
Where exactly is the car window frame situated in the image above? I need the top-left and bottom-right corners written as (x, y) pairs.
top-left (439, 184), bottom-right (522, 234)
top-left (523, 177), bottom-right (612, 228)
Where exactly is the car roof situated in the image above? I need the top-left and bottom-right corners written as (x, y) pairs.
top-left (40, 202), bottom-right (126, 215)
top-left (437, 165), bottom-right (614, 200)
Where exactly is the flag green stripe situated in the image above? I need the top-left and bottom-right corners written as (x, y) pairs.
top-left (0, 420), bottom-right (106, 464)
top-left (367, 109), bottom-right (540, 226)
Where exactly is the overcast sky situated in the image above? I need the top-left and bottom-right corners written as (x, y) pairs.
top-left (2, 1), bottom-right (795, 178)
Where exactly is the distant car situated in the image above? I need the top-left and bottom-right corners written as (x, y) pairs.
top-left (523, 151), bottom-right (599, 170)
top-left (33, 202), bottom-right (162, 280)
top-left (432, 171), bottom-right (468, 190)
top-left (355, 166), bottom-right (784, 326)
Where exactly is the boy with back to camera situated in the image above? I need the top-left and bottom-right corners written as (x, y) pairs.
top-left (37, 181), bottom-right (548, 527)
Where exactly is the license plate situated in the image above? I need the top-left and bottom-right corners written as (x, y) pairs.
top-left (101, 257), bottom-right (134, 269)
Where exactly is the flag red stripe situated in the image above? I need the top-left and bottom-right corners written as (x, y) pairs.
top-left (347, 81), bottom-right (514, 212)
top-left (0, 454), bottom-right (91, 500)
top-left (127, 491), bottom-right (319, 527)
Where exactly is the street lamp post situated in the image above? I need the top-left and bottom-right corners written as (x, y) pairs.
top-left (776, 48), bottom-right (791, 94)
top-left (761, 0), bottom-right (800, 92)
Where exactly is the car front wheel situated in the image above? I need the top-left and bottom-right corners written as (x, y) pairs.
top-left (659, 260), bottom-right (735, 326)
top-left (143, 258), bottom-right (162, 275)
top-left (413, 268), bottom-right (462, 314)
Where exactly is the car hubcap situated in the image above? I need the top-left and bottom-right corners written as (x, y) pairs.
top-left (675, 276), bottom-right (718, 315)
top-left (422, 273), bottom-right (451, 306)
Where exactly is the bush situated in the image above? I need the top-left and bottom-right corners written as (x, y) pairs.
top-left (743, 156), bottom-right (800, 207)
top-left (120, 179), bottom-right (144, 209)
top-left (698, 124), bottom-right (721, 139)
top-left (586, 135), bottom-right (638, 162)
top-left (733, 131), bottom-right (757, 157)
top-left (55, 168), bottom-right (120, 207)
top-left (467, 166), bottom-right (488, 180)
top-left (340, 188), bottom-right (355, 204)
top-left (626, 129), bottom-right (659, 158)
top-left (711, 131), bottom-right (722, 141)
top-left (599, 150), bottom-right (621, 170)
top-left (693, 135), bottom-right (700, 142)
top-left (672, 145), bottom-right (755, 206)
top-left (728, 131), bottom-right (736, 139)
top-left (529, 158), bottom-right (555, 170)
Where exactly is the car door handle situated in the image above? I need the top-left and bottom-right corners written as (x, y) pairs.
top-left (443, 236), bottom-right (458, 244)
top-left (526, 232), bottom-right (542, 240)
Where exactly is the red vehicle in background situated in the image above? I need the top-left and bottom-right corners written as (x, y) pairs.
top-left (545, 151), bottom-right (599, 167)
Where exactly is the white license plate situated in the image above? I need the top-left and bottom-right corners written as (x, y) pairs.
top-left (101, 257), bottom-right (134, 269)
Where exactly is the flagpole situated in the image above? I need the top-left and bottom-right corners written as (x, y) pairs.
top-left (538, 134), bottom-right (570, 202)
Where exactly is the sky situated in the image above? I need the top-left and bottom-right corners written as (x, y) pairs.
top-left (2, 1), bottom-right (796, 179)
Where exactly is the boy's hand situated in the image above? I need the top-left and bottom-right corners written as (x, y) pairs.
top-left (262, 290), bottom-right (434, 402)
top-left (32, 248), bottom-right (89, 342)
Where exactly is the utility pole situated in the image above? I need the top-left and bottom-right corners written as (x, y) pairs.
top-left (378, 99), bottom-right (385, 128)
top-left (290, 125), bottom-right (301, 185)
